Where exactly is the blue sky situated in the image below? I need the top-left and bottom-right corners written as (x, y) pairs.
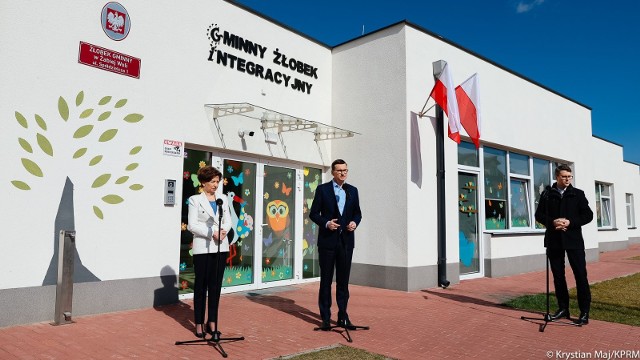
top-left (234, 0), bottom-right (640, 165)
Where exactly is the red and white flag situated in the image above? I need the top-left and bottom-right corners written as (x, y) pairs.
top-left (429, 63), bottom-right (461, 143)
top-left (455, 73), bottom-right (481, 148)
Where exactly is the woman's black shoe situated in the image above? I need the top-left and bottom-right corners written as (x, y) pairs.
top-left (195, 324), bottom-right (205, 338)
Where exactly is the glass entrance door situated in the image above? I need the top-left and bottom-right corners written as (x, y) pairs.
top-left (458, 172), bottom-right (481, 275)
top-left (261, 165), bottom-right (296, 282)
top-left (220, 159), bottom-right (257, 287)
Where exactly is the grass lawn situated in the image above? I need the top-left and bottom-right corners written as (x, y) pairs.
top-left (275, 344), bottom-right (393, 360)
top-left (504, 271), bottom-right (640, 326)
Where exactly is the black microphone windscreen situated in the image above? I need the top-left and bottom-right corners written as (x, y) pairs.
top-left (216, 198), bottom-right (224, 206)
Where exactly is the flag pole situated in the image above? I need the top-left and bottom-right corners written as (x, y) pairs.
top-left (418, 92), bottom-right (432, 117)
top-left (418, 103), bottom-right (436, 118)
top-left (433, 60), bottom-right (450, 289)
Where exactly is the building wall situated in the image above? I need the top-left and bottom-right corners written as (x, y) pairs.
top-left (591, 138), bottom-right (640, 250)
top-left (331, 25), bottom-right (416, 290)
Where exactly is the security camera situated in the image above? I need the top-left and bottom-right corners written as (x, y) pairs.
top-left (238, 130), bottom-right (255, 138)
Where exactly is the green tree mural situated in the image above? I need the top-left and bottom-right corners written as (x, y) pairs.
top-left (11, 90), bottom-right (145, 219)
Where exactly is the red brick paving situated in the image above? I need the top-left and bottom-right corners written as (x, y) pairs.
top-left (1, 244), bottom-right (639, 359)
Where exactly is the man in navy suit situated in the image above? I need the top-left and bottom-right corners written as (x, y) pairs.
top-left (309, 159), bottom-right (363, 330)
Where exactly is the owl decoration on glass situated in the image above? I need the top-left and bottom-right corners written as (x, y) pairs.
top-left (266, 199), bottom-right (289, 237)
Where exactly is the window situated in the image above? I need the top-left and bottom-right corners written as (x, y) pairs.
top-left (458, 141), bottom-right (479, 167)
top-left (484, 147), bottom-right (507, 229)
top-left (626, 193), bottom-right (635, 228)
top-left (509, 178), bottom-right (530, 227)
top-left (532, 158), bottom-right (551, 228)
top-left (508, 153), bottom-right (531, 228)
top-left (595, 183), bottom-right (613, 228)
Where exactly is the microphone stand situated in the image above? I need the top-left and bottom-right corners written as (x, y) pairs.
top-left (520, 188), bottom-right (581, 332)
top-left (175, 199), bottom-right (244, 358)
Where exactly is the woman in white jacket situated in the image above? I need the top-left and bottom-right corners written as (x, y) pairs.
top-left (187, 165), bottom-right (232, 338)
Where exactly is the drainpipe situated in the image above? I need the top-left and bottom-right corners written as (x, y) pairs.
top-left (433, 60), bottom-right (450, 289)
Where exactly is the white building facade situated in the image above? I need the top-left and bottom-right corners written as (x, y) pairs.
top-left (1, 0), bottom-right (638, 327)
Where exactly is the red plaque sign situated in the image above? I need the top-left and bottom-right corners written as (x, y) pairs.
top-left (78, 42), bottom-right (141, 78)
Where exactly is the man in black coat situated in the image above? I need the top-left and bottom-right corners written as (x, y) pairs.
top-left (535, 164), bottom-right (593, 325)
top-left (309, 159), bottom-right (362, 330)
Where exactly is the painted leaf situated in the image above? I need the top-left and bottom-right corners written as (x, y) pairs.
top-left (21, 158), bottom-right (44, 177)
top-left (92, 174), bottom-right (111, 188)
top-left (98, 129), bottom-right (118, 142)
top-left (76, 91), bottom-right (84, 106)
top-left (129, 146), bottom-right (142, 155)
top-left (115, 99), bottom-right (127, 108)
top-left (129, 184), bottom-right (144, 191)
top-left (102, 194), bottom-right (124, 204)
top-left (115, 176), bottom-right (129, 184)
top-left (73, 125), bottom-right (94, 138)
top-left (15, 111), bottom-right (28, 128)
top-left (73, 148), bottom-right (88, 159)
top-left (58, 97), bottom-right (69, 121)
top-left (99, 96), bottom-right (112, 105)
top-left (89, 155), bottom-right (103, 166)
top-left (98, 111), bottom-right (112, 121)
top-left (36, 134), bottom-right (53, 156)
top-left (93, 206), bottom-right (104, 219)
top-left (125, 163), bottom-right (139, 171)
top-left (18, 138), bottom-right (33, 153)
top-left (80, 109), bottom-right (94, 119)
top-left (11, 180), bottom-right (31, 190)
top-left (35, 114), bottom-right (47, 130)
top-left (123, 113), bottom-right (144, 123)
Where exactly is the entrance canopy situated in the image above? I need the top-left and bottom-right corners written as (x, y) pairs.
top-left (205, 103), bottom-right (359, 142)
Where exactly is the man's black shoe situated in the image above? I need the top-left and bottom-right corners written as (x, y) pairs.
top-left (574, 312), bottom-right (589, 325)
top-left (549, 308), bottom-right (570, 321)
top-left (338, 319), bottom-right (357, 330)
top-left (319, 320), bottom-right (332, 331)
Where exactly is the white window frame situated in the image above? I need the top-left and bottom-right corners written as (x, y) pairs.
top-left (507, 152), bottom-right (532, 228)
top-left (595, 182), bottom-right (614, 229)
top-left (626, 193), bottom-right (635, 228)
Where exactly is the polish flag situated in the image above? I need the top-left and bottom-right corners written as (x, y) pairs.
top-left (455, 73), bottom-right (481, 148)
top-left (429, 63), bottom-right (461, 143)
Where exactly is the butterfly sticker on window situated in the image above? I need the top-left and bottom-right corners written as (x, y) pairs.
top-left (191, 174), bottom-right (201, 188)
top-left (231, 172), bottom-right (244, 186)
top-left (308, 177), bottom-right (319, 193)
top-left (263, 232), bottom-right (273, 247)
top-left (282, 183), bottom-right (292, 196)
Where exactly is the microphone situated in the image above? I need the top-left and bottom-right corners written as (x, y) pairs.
top-left (215, 198), bottom-right (224, 218)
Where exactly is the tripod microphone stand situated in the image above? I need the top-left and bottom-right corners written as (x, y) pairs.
top-left (520, 254), bottom-right (580, 332)
top-left (176, 198), bottom-right (244, 358)
top-left (313, 224), bottom-right (369, 343)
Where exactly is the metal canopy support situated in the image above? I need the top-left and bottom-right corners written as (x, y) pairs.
top-left (212, 103), bottom-right (254, 118)
top-left (314, 129), bottom-right (355, 141)
top-left (260, 112), bottom-right (318, 133)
